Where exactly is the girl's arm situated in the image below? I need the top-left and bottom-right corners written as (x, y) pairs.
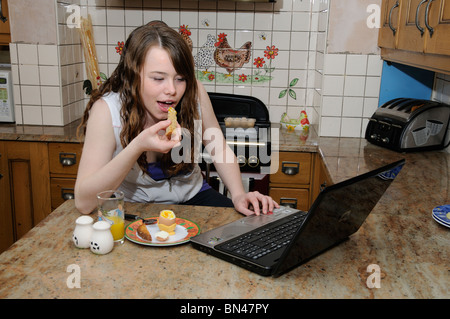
top-left (74, 99), bottom-right (178, 214)
top-left (197, 82), bottom-right (278, 215)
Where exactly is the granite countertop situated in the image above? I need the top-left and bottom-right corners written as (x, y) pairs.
top-left (0, 120), bottom-right (82, 143)
top-left (0, 126), bottom-right (448, 299)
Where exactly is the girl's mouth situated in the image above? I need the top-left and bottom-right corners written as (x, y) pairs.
top-left (158, 100), bottom-right (175, 111)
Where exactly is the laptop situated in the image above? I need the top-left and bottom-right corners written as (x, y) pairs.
top-left (191, 159), bottom-right (405, 277)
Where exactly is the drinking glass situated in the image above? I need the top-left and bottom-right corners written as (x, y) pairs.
top-left (96, 190), bottom-right (125, 244)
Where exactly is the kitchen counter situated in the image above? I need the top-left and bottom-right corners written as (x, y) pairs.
top-left (0, 128), bottom-right (448, 299)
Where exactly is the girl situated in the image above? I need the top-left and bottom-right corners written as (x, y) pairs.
top-left (75, 22), bottom-right (278, 216)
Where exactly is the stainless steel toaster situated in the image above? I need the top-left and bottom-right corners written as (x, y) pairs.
top-left (365, 98), bottom-right (450, 152)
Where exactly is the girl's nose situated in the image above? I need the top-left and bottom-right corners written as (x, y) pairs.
top-left (165, 80), bottom-right (176, 95)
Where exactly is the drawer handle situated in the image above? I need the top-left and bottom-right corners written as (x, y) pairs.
top-left (62, 188), bottom-right (75, 200)
top-left (59, 152), bottom-right (77, 166)
top-left (280, 197), bottom-right (297, 209)
top-left (281, 161), bottom-right (299, 175)
top-left (424, 0), bottom-right (434, 37)
top-left (388, 1), bottom-right (399, 36)
top-left (415, 0), bottom-right (428, 36)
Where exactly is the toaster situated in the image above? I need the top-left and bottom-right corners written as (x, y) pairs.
top-left (365, 98), bottom-right (450, 152)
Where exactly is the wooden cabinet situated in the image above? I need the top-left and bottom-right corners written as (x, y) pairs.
top-left (379, 0), bottom-right (403, 49)
top-left (0, 140), bottom-right (82, 253)
top-left (0, 0), bottom-right (10, 46)
top-left (0, 141), bottom-right (51, 253)
top-left (269, 152), bottom-right (313, 211)
top-left (49, 143), bottom-right (82, 210)
top-left (311, 154), bottom-right (333, 202)
top-left (379, 0), bottom-right (450, 74)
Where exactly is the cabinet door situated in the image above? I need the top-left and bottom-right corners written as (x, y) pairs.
top-left (397, 0), bottom-right (428, 52)
top-left (0, 142), bottom-right (14, 253)
top-left (50, 177), bottom-right (76, 210)
top-left (425, 0), bottom-right (450, 55)
top-left (270, 152), bottom-right (311, 186)
top-left (269, 187), bottom-right (309, 211)
top-left (0, 0), bottom-right (11, 46)
top-left (48, 143), bottom-right (82, 176)
top-left (4, 142), bottom-right (51, 240)
top-left (379, 0), bottom-right (404, 49)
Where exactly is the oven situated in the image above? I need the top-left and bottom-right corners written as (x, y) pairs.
top-left (200, 92), bottom-right (272, 196)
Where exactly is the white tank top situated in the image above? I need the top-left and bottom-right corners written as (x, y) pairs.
top-left (102, 92), bottom-right (204, 203)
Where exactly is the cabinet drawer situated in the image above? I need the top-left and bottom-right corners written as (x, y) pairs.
top-left (270, 152), bottom-right (311, 185)
top-left (49, 143), bottom-right (82, 175)
top-left (269, 187), bottom-right (309, 212)
top-left (51, 178), bottom-right (76, 209)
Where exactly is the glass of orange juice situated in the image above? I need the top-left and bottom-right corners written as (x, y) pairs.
top-left (96, 190), bottom-right (125, 244)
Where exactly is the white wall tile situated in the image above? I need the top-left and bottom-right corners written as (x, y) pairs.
top-left (42, 106), bottom-right (63, 126)
top-left (254, 12), bottom-right (272, 31)
top-left (217, 11), bottom-right (235, 30)
top-left (21, 86), bottom-right (41, 105)
top-left (107, 7), bottom-right (125, 26)
top-left (363, 97), bottom-right (378, 117)
top-left (345, 55), bottom-right (367, 76)
top-left (341, 117), bottom-right (362, 138)
top-left (292, 12), bottom-right (310, 32)
top-left (322, 96), bottom-right (342, 116)
top-left (323, 75), bottom-right (344, 96)
top-left (41, 86), bottom-right (62, 106)
top-left (22, 105), bottom-right (43, 125)
top-left (125, 9), bottom-right (144, 27)
top-left (38, 45), bottom-right (59, 66)
top-left (107, 26), bottom-right (126, 45)
top-left (323, 54), bottom-right (346, 75)
top-left (39, 66), bottom-right (61, 86)
top-left (273, 11), bottom-right (292, 31)
top-left (344, 76), bottom-right (365, 97)
top-left (19, 65), bottom-right (40, 85)
top-left (367, 55), bottom-right (383, 76)
top-left (320, 116), bottom-right (341, 137)
top-left (342, 96), bottom-right (363, 117)
top-left (365, 76), bottom-right (381, 97)
top-left (17, 44), bottom-right (38, 65)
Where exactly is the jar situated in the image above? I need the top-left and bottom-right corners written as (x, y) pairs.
top-left (90, 221), bottom-right (114, 255)
top-left (72, 215), bottom-right (94, 249)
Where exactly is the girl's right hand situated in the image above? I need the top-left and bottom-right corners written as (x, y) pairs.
top-left (137, 119), bottom-right (181, 153)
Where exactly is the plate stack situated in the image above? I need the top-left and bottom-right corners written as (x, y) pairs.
top-left (432, 205), bottom-right (450, 228)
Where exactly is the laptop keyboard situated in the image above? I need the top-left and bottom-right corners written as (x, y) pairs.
top-left (216, 213), bottom-right (306, 261)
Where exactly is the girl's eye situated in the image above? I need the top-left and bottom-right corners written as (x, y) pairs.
top-left (176, 77), bottom-right (186, 82)
top-left (153, 78), bottom-right (164, 81)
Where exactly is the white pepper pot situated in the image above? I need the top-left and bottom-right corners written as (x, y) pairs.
top-left (90, 221), bottom-right (114, 255)
top-left (72, 215), bottom-right (94, 249)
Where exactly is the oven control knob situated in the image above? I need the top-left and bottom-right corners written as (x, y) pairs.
top-left (237, 155), bottom-right (246, 167)
top-left (381, 137), bottom-right (389, 143)
top-left (248, 156), bottom-right (259, 168)
top-left (370, 134), bottom-right (378, 140)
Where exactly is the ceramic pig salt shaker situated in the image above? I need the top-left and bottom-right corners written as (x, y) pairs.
top-left (72, 215), bottom-right (94, 248)
top-left (90, 221), bottom-right (114, 255)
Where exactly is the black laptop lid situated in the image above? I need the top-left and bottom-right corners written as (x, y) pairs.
top-left (273, 159), bottom-right (405, 277)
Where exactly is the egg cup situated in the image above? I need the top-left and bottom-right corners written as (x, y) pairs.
top-left (157, 222), bottom-right (176, 235)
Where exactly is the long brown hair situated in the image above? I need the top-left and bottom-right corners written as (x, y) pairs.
top-left (77, 23), bottom-right (199, 176)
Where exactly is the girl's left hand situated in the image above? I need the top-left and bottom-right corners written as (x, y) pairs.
top-left (232, 191), bottom-right (280, 216)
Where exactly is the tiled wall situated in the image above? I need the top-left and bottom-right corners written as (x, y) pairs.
top-left (10, 43), bottom-right (65, 125)
top-left (317, 53), bottom-right (383, 137)
top-left (53, 0), bottom-right (327, 132)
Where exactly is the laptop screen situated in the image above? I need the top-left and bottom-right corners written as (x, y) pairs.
top-left (273, 160), bottom-right (405, 276)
